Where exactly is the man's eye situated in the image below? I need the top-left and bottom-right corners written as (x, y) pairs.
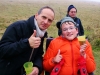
top-left (42, 16), bottom-right (46, 19)
top-left (48, 19), bottom-right (52, 23)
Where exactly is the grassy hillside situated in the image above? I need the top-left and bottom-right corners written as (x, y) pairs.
top-left (0, 0), bottom-right (100, 74)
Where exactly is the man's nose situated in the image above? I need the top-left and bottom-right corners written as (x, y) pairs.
top-left (44, 19), bottom-right (48, 23)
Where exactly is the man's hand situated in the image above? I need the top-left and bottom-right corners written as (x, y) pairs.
top-left (28, 30), bottom-right (41, 48)
top-left (53, 50), bottom-right (62, 63)
top-left (29, 67), bottom-right (39, 75)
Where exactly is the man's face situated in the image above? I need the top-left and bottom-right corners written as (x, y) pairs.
top-left (35, 8), bottom-right (54, 30)
top-left (61, 22), bottom-right (78, 40)
top-left (68, 8), bottom-right (77, 18)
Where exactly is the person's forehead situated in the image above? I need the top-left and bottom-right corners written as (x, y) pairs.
top-left (70, 8), bottom-right (76, 11)
top-left (41, 8), bottom-right (55, 20)
top-left (63, 21), bottom-right (74, 25)
top-left (61, 22), bottom-right (75, 27)
top-left (42, 8), bottom-right (54, 14)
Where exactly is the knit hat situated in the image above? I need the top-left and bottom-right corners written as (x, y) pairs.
top-left (67, 5), bottom-right (77, 13)
top-left (56, 17), bottom-right (77, 29)
top-left (61, 17), bottom-right (77, 27)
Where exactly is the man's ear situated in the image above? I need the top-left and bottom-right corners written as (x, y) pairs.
top-left (35, 13), bottom-right (38, 19)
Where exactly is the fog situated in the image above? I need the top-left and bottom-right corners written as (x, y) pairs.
top-left (1, 0), bottom-right (100, 3)
top-left (84, 0), bottom-right (100, 2)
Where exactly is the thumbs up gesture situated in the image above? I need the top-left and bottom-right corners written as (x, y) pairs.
top-left (53, 50), bottom-right (62, 63)
top-left (28, 30), bottom-right (41, 48)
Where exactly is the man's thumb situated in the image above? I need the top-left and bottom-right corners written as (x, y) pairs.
top-left (57, 49), bottom-right (60, 55)
top-left (33, 30), bottom-right (36, 37)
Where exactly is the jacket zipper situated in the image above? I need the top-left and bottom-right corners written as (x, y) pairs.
top-left (70, 42), bottom-right (74, 75)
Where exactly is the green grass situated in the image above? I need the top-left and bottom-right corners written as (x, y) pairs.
top-left (0, 0), bottom-right (100, 74)
top-left (93, 50), bottom-right (100, 74)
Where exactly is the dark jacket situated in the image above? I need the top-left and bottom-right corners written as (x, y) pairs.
top-left (72, 17), bottom-right (84, 36)
top-left (0, 16), bottom-right (46, 75)
top-left (56, 16), bottom-right (84, 36)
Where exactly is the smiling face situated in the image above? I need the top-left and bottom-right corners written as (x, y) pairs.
top-left (61, 21), bottom-right (78, 40)
top-left (35, 8), bottom-right (55, 30)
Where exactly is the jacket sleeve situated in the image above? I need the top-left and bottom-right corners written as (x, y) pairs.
top-left (32, 38), bottom-right (44, 74)
top-left (0, 22), bottom-right (31, 59)
top-left (85, 41), bottom-right (96, 73)
top-left (43, 40), bottom-right (57, 72)
top-left (33, 53), bottom-right (43, 74)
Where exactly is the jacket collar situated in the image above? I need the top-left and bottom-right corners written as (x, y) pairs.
top-left (27, 16), bottom-right (36, 33)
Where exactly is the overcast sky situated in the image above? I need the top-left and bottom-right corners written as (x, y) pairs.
top-left (85, 0), bottom-right (100, 2)
top-left (0, 0), bottom-right (100, 3)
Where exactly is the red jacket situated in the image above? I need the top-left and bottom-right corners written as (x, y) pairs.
top-left (43, 36), bottom-right (96, 75)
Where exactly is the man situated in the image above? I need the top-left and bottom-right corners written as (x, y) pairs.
top-left (43, 17), bottom-right (95, 75)
top-left (0, 6), bottom-right (55, 75)
top-left (57, 5), bottom-right (84, 36)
